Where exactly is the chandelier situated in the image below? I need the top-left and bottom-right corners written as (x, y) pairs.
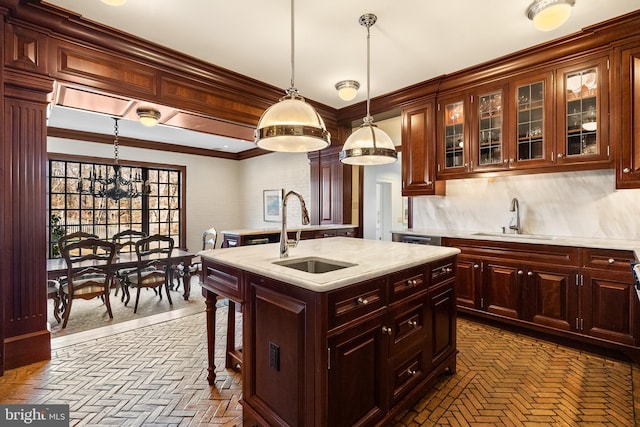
top-left (77, 118), bottom-right (150, 200)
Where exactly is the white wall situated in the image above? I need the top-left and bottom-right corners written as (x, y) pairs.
top-left (48, 138), bottom-right (312, 251)
top-left (238, 152), bottom-right (311, 229)
top-left (362, 116), bottom-right (405, 240)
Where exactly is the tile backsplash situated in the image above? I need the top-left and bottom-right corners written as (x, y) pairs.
top-left (412, 169), bottom-right (640, 241)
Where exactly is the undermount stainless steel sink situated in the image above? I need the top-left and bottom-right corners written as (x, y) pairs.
top-left (473, 232), bottom-right (554, 240)
top-left (273, 257), bottom-right (357, 274)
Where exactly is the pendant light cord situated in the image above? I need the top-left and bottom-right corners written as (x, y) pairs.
top-left (112, 118), bottom-right (120, 165)
top-left (289, 0), bottom-right (295, 92)
top-left (365, 22), bottom-right (371, 122)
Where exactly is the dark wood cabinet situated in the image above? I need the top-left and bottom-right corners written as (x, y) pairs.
top-left (401, 97), bottom-right (444, 196)
top-left (444, 238), bottom-right (639, 360)
top-left (555, 54), bottom-right (610, 167)
top-left (203, 253), bottom-right (457, 426)
top-left (615, 44), bottom-right (640, 189)
top-left (308, 145), bottom-right (353, 225)
top-left (221, 226), bottom-right (357, 248)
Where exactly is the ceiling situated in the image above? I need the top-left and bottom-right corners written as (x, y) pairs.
top-left (43, 0), bottom-right (640, 153)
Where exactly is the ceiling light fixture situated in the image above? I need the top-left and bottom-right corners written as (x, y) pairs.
top-left (335, 80), bottom-right (360, 101)
top-left (100, 0), bottom-right (128, 6)
top-left (77, 118), bottom-right (150, 200)
top-left (340, 14), bottom-right (397, 166)
top-left (136, 108), bottom-right (161, 127)
top-left (254, 0), bottom-right (330, 152)
top-left (526, 0), bottom-right (575, 32)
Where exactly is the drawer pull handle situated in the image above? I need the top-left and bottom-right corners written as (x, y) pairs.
top-left (405, 279), bottom-right (417, 287)
top-left (407, 369), bottom-right (417, 376)
top-left (473, 264), bottom-right (480, 269)
top-left (356, 297), bottom-right (369, 305)
top-left (381, 326), bottom-right (392, 335)
top-left (623, 167), bottom-right (631, 173)
top-left (608, 258), bottom-right (615, 264)
top-left (527, 271), bottom-right (533, 277)
top-left (518, 270), bottom-right (524, 276)
top-left (445, 268), bottom-right (452, 273)
top-left (408, 320), bottom-right (418, 328)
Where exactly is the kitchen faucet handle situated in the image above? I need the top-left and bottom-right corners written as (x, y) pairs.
top-left (287, 230), bottom-right (302, 249)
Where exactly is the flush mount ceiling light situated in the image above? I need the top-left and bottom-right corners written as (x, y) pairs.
top-left (100, 0), bottom-right (127, 5)
top-left (335, 80), bottom-right (360, 101)
top-left (136, 108), bottom-right (161, 127)
top-left (527, 0), bottom-right (575, 32)
top-left (340, 14), bottom-right (397, 166)
top-left (254, 0), bottom-right (330, 153)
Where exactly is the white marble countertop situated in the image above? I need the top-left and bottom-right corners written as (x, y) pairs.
top-left (221, 224), bottom-right (358, 236)
top-left (392, 228), bottom-right (640, 253)
top-left (200, 237), bottom-right (460, 292)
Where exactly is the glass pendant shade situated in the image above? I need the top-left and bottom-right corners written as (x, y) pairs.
top-left (527, 0), bottom-right (575, 32)
top-left (255, 94), bottom-right (331, 152)
top-left (101, 0), bottom-right (127, 5)
top-left (340, 120), bottom-right (397, 165)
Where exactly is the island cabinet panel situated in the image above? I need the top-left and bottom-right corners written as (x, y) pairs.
top-left (201, 249), bottom-right (458, 427)
top-left (328, 312), bottom-right (388, 427)
top-left (443, 238), bottom-right (640, 362)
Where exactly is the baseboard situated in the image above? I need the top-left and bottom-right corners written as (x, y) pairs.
top-left (4, 329), bottom-right (51, 370)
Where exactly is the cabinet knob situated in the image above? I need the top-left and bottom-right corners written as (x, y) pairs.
top-left (503, 159), bottom-right (509, 164)
top-left (623, 168), bottom-right (631, 173)
top-left (518, 270), bottom-right (524, 276)
top-left (381, 326), bottom-right (392, 335)
top-left (473, 264), bottom-right (480, 269)
top-left (445, 268), bottom-right (453, 273)
top-left (407, 369), bottom-right (417, 376)
top-left (356, 297), bottom-right (369, 305)
top-left (509, 158), bottom-right (514, 163)
top-left (527, 271), bottom-right (533, 277)
top-left (408, 320), bottom-right (418, 328)
top-left (608, 258), bottom-right (615, 264)
top-left (426, 181), bottom-right (433, 185)
top-left (557, 153), bottom-right (564, 158)
top-left (405, 279), bottom-right (417, 287)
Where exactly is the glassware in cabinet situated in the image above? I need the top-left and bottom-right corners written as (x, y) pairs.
top-left (516, 81), bottom-right (545, 162)
top-left (443, 101), bottom-right (465, 169)
top-left (477, 91), bottom-right (503, 166)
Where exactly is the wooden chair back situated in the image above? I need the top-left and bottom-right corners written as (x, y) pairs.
top-left (112, 229), bottom-right (147, 254)
top-left (202, 227), bottom-right (218, 250)
top-left (57, 231), bottom-right (99, 255)
top-left (60, 237), bottom-right (116, 328)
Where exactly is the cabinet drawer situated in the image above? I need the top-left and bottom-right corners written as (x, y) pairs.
top-left (202, 261), bottom-right (243, 301)
top-left (389, 346), bottom-right (427, 406)
top-left (315, 229), bottom-right (338, 238)
top-left (336, 228), bottom-right (356, 237)
top-left (390, 266), bottom-right (427, 302)
top-left (429, 256), bottom-right (456, 285)
top-left (581, 248), bottom-right (635, 271)
top-left (328, 279), bottom-right (386, 330)
top-left (389, 294), bottom-right (427, 353)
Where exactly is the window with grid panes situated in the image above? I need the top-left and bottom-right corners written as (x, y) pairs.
top-left (48, 159), bottom-right (182, 258)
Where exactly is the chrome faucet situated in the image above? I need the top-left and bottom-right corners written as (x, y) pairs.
top-left (509, 197), bottom-right (522, 234)
top-left (280, 189), bottom-right (310, 258)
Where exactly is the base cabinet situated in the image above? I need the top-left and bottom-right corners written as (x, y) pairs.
top-left (219, 255), bottom-right (458, 427)
top-left (444, 238), bottom-right (638, 360)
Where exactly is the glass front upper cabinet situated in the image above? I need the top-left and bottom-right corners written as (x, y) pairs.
top-left (444, 101), bottom-right (465, 170)
top-left (477, 90), bottom-right (503, 168)
top-left (556, 57), bottom-right (609, 165)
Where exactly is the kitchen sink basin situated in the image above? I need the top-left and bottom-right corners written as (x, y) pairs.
top-left (273, 257), bottom-right (357, 274)
top-left (473, 232), bottom-right (554, 240)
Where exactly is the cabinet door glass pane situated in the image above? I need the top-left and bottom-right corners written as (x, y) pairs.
top-left (517, 81), bottom-right (544, 161)
top-left (566, 68), bottom-right (598, 156)
top-left (478, 91), bottom-right (502, 165)
top-left (444, 102), bottom-right (464, 169)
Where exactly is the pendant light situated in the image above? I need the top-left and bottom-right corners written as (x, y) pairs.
top-left (340, 14), bottom-right (397, 166)
top-left (254, 0), bottom-right (331, 152)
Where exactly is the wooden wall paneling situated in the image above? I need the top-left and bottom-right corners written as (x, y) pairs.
top-left (2, 68), bottom-right (53, 370)
top-left (0, 8), bottom-right (5, 377)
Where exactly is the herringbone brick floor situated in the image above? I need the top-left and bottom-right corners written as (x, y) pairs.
top-left (0, 304), bottom-right (638, 426)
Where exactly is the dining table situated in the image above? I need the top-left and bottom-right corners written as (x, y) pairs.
top-left (47, 249), bottom-right (196, 301)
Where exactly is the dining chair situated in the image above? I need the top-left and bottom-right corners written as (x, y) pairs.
top-left (111, 229), bottom-right (147, 297)
top-left (60, 237), bottom-right (116, 328)
top-left (123, 234), bottom-right (175, 313)
top-left (174, 227), bottom-right (218, 291)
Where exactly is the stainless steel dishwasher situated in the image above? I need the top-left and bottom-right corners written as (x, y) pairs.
top-left (391, 233), bottom-right (442, 246)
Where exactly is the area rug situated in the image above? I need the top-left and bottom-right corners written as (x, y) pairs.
top-left (48, 276), bottom-right (206, 338)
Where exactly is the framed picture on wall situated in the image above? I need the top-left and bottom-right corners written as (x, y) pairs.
top-left (263, 189), bottom-right (282, 222)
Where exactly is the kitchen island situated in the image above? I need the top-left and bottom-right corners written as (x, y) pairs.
top-left (200, 237), bottom-right (460, 426)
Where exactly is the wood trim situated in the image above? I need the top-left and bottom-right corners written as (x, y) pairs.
top-left (4, 330), bottom-right (51, 370)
